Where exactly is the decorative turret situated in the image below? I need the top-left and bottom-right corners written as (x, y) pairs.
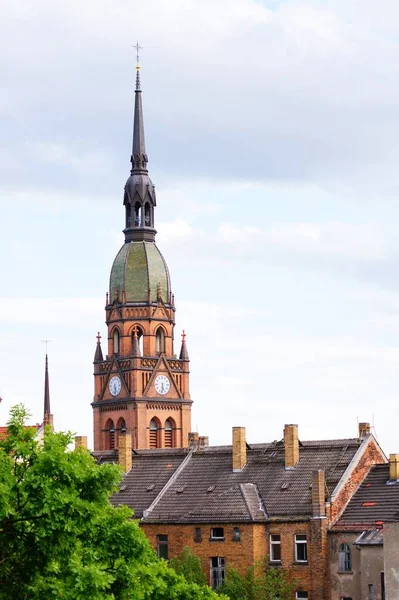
top-left (179, 330), bottom-right (189, 361)
top-left (94, 332), bottom-right (104, 362)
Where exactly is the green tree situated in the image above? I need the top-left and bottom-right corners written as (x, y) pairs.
top-left (169, 547), bottom-right (207, 586)
top-left (215, 560), bottom-right (297, 600)
top-left (0, 405), bottom-right (225, 600)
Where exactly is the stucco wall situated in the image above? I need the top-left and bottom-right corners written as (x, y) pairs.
top-left (384, 522), bottom-right (399, 600)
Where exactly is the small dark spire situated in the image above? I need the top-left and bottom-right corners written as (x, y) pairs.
top-left (131, 66), bottom-right (148, 173)
top-left (132, 325), bottom-right (141, 357)
top-left (43, 354), bottom-right (51, 425)
top-left (94, 332), bottom-right (104, 362)
top-left (179, 330), bottom-right (189, 361)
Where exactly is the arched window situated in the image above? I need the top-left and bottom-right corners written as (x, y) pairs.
top-left (126, 203), bottom-right (131, 228)
top-left (134, 202), bottom-right (141, 226)
top-left (149, 418), bottom-right (160, 449)
top-left (132, 326), bottom-right (144, 356)
top-left (164, 418), bottom-right (175, 448)
top-left (117, 417), bottom-right (127, 434)
top-left (156, 328), bottom-right (165, 354)
top-left (105, 419), bottom-right (115, 450)
top-left (144, 202), bottom-right (151, 226)
top-left (113, 329), bottom-right (120, 354)
top-left (338, 543), bottom-right (352, 572)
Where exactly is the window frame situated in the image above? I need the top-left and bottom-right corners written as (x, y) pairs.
top-left (194, 527), bottom-right (202, 543)
top-left (210, 556), bottom-right (225, 589)
top-left (156, 534), bottom-right (168, 560)
top-left (210, 527), bottom-right (225, 541)
top-left (338, 542), bottom-right (352, 572)
top-left (270, 533), bottom-right (281, 562)
top-left (294, 534), bottom-right (308, 563)
top-left (233, 527), bottom-right (241, 542)
top-left (296, 592), bottom-right (308, 600)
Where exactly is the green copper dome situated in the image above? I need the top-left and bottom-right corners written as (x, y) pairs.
top-left (110, 241), bottom-right (171, 304)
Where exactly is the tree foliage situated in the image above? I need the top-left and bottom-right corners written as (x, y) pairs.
top-left (215, 560), bottom-right (297, 600)
top-left (0, 405), bottom-right (224, 600)
top-left (169, 547), bottom-right (207, 586)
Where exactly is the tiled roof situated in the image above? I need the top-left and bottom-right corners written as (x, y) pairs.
top-left (333, 464), bottom-right (399, 531)
top-left (0, 424), bottom-right (41, 440)
top-left (108, 437), bottom-right (364, 523)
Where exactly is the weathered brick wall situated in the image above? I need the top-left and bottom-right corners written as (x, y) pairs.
top-left (142, 522), bottom-right (264, 586)
top-left (330, 439), bottom-right (386, 524)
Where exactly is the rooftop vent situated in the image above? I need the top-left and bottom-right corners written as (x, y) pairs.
top-left (176, 485), bottom-right (186, 494)
top-left (119, 484), bottom-right (127, 492)
top-left (281, 482), bottom-right (290, 490)
top-left (146, 484), bottom-right (155, 491)
top-left (207, 485), bottom-right (216, 493)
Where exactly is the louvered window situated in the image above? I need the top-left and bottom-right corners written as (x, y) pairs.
top-left (150, 419), bottom-right (159, 448)
top-left (164, 419), bottom-right (173, 448)
top-left (338, 543), bottom-right (352, 572)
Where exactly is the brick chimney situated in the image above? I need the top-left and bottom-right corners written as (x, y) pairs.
top-left (358, 422), bottom-right (371, 439)
top-left (389, 454), bottom-right (399, 481)
top-left (118, 433), bottom-right (132, 473)
top-left (188, 432), bottom-right (199, 448)
top-left (75, 436), bottom-right (88, 450)
top-left (312, 469), bottom-right (326, 518)
top-left (284, 424), bottom-right (299, 469)
top-left (232, 427), bottom-right (246, 472)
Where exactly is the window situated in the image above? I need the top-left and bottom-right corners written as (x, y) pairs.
top-left (295, 534), bottom-right (307, 563)
top-left (134, 202), bottom-right (141, 226)
top-left (164, 418), bottom-right (175, 448)
top-left (194, 527), bottom-right (202, 543)
top-left (210, 557), bottom-right (225, 589)
top-left (369, 584), bottom-right (375, 600)
top-left (149, 419), bottom-right (160, 448)
top-left (132, 325), bottom-right (143, 356)
top-left (270, 534), bottom-right (281, 562)
top-left (144, 202), bottom-right (151, 226)
top-left (126, 203), bottom-right (131, 228)
top-left (157, 534), bottom-right (168, 560)
top-left (233, 527), bottom-right (241, 542)
top-left (113, 329), bottom-right (120, 354)
top-left (156, 328), bottom-right (165, 354)
top-left (338, 543), bottom-right (352, 572)
top-left (296, 593), bottom-right (308, 599)
top-left (105, 419), bottom-right (115, 450)
top-left (210, 527), bottom-right (224, 541)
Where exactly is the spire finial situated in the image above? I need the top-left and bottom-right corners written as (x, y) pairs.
top-left (179, 330), bottom-right (189, 361)
top-left (94, 332), bottom-right (104, 363)
top-left (96, 331), bottom-right (101, 344)
top-left (134, 42), bottom-right (142, 90)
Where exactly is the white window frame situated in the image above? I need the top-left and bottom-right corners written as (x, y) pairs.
top-left (210, 527), bottom-right (224, 541)
top-left (270, 533), bottom-right (281, 562)
top-left (296, 593), bottom-right (308, 599)
top-left (295, 534), bottom-right (308, 563)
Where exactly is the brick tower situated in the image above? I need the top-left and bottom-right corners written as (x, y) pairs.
top-left (92, 62), bottom-right (192, 451)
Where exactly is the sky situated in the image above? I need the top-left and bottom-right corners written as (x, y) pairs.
top-left (1, 0), bottom-right (399, 453)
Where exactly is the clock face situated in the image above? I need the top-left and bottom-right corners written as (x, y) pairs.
top-left (109, 375), bottom-right (122, 397)
top-left (154, 374), bottom-right (170, 396)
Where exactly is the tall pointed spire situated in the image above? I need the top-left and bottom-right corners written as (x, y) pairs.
top-left (131, 66), bottom-right (148, 173)
top-left (43, 354), bottom-right (53, 428)
top-left (94, 332), bottom-right (104, 362)
top-left (123, 44), bottom-right (157, 243)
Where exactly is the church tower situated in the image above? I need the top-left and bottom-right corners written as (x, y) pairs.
top-left (92, 62), bottom-right (192, 452)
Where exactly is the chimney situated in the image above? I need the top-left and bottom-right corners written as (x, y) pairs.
top-left (232, 427), bottom-right (246, 472)
top-left (284, 424), bottom-right (299, 469)
top-left (118, 433), bottom-right (132, 473)
top-left (312, 469), bottom-right (326, 518)
top-left (199, 436), bottom-right (209, 449)
top-left (389, 454), bottom-right (399, 481)
top-left (188, 432), bottom-right (199, 448)
top-left (358, 422), bottom-right (371, 439)
top-left (75, 436), bottom-right (88, 450)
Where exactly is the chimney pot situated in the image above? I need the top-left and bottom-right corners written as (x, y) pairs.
top-left (232, 427), bottom-right (246, 472)
top-left (358, 422), bottom-right (371, 439)
top-left (284, 424), bottom-right (299, 468)
top-left (389, 454), bottom-right (399, 481)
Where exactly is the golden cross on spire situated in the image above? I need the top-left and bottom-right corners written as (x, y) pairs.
top-left (134, 41), bottom-right (143, 70)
